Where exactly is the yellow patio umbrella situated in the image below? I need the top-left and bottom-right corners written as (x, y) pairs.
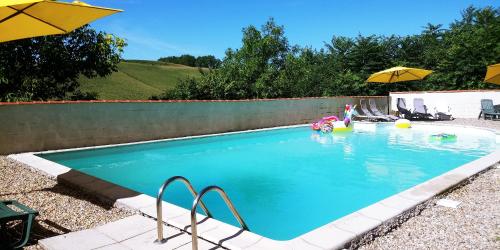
top-left (484, 63), bottom-right (500, 84)
top-left (367, 66), bottom-right (433, 83)
top-left (0, 0), bottom-right (122, 43)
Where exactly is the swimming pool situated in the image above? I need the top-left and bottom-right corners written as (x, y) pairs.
top-left (37, 123), bottom-right (497, 240)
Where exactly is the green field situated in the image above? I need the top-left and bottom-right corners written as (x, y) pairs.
top-left (79, 60), bottom-right (202, 100)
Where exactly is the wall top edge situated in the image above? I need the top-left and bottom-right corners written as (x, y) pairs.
top-left (390, 89), bottom-right (499, 94)
top-left (0, 96), bottom-right (387, 106)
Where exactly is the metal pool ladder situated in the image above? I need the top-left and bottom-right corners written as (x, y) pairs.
top-left (190, 185), bottom-right (249, 250)
top-left (155, 176), bottom-right (212, 243)
top-left (155, 176), bottom-right (250, 250)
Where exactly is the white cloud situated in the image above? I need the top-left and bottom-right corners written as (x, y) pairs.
top-left (102, 22), bottom-right (200, 59)
top-left (125, 33), bottom-right (190, 54)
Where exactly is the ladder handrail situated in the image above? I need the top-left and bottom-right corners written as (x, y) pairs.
top-left (155, 176), bottom-right (212, 244)
top-left (190, 185), bottom-right (249, 250)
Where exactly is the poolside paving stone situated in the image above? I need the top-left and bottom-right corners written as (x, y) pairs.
top-left (421, 175), bottom-right (464, 194)
top-left (199, 222), bottom-right (263, 249)
top-left (94, 243), bottom-right (131, 250)
top-left (39, 229), bottom-right (116, 250)
top-left (34, 160), bottom-right (71, 176)
top-left (397, 174), bottom-right (463, 203)
top-left (439, 172), bottom-right (468, 183)
top-left (171, 213), bottom-right (221, 234)
top-left (139, 201), bottom-right (190, 221)
top-left (379, 194), bottom-right (423, 211)
top-left (95, 215), bottom-right (157, 242)
top-left (357, 202), bottom-right (403, 222)
top-left (245, 238), bottom-right (324, 250)
top-left (39, 214), bottom-right (225, 250)
top-left (299, 223), bottom-right (355, 249)
top-left (116, 194), bottom-right (157, 210)
top-left (173, 239), bottom-right (220, 250)
top-left (450, 151), bottom-right (500, 176)
top-left (285, 238), bottom-right (324, 250)
top-left (8, 153), bottom-right (70, 177)
top-left (119, 226), bottom-right (193, 250)
top-left (398, 185), bottom-right (435, 202)
top-left (330, 212), bottom-right (382, 235)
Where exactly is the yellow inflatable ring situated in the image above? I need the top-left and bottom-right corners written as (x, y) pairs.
top-left (395, 119), bottom-right (411, 129)
top-left (333, 126), bottom-right (353, 133)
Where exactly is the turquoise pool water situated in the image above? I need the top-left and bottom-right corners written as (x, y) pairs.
top-left (39, 124), bottom-right (497, 240)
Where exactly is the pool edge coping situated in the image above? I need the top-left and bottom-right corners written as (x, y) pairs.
top-left (7, 122), bottom-right (500, 250)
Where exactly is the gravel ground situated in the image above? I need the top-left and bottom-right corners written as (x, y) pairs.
top-left (0, 157), bottom-right (133, 249)
top-left (359, 118), bottom-right (500, 250)
top-left (432, 118), bottom-right (500, 130)
top-left (0, 118), bottom-right (498, 249)
top-left (359, 166), bottom-right (500, 250)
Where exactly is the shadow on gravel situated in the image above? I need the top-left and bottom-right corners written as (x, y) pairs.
top-left (0, 188), bottom-right (47, 196)
top-left (1, 218), bottom-right (71, 248)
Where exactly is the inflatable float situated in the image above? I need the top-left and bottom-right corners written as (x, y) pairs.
top-left (311, 116), bottom-right (339, 131)
top-left (332, 121), bottom-right (353, 133)
top-left (311, 104), bottom-right (354, 133)
top-left (395, 119), bottom-right (411, 129)
top-left (430, 133), bottom-right (457, 142)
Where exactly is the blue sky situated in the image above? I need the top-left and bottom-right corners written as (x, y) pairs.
top-left (86, 0), bottom-right (499, 60)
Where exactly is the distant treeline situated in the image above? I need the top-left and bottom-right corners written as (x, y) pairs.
top-left (124, 59), bottom-right (174, 65)
top-left (158, 54), bottom-right (221, 68)
top-left (154, 6), bottom-right (499, 100)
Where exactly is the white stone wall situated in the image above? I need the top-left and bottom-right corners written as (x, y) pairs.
top-left (389, 90), bottom-right (500, 118)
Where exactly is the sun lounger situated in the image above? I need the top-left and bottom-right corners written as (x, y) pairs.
top-left (368, 99), bottom-right (399, 121)
top-left (396, 98), bottom-right (413, 119)
top-left (433, 102), bottom-right (453, 121)
top-left (412, 98), bottom-right (434, 120)
top-left (434, 112), bottom-right (453, 121)
top-left (354, 99), bottom-right (391, 121)
top-left (478, 99), bottom-right (500, 120)
top-left (0, 200), bottom-right (38, 249)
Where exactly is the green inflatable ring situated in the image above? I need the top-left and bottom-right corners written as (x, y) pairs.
top-left (430, 133), bottom-right (457, 142)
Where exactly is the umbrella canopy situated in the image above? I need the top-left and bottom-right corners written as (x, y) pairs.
top-left (484, 63), bottom-right (500, 84)
top-left (0, 0), bottom-right (121, 42)
top-left (367, 66), bottom-right (433, 83)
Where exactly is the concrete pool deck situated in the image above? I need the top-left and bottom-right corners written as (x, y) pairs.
top-left (2, 119), bottom-right (500, 249)
top-left (39, 215), bottom-right (221, 250)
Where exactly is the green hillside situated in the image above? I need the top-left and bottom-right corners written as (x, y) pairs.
top-left (78, 60), bottom-right (202, 100)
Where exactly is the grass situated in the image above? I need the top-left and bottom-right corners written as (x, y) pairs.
top-left (78, 60), bottom-right (202, 100)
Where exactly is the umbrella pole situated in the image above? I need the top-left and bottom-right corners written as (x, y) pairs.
top-left (387, 96), bottom-right (391, 115)
top-left (386, 73), bottom-right (399, 115)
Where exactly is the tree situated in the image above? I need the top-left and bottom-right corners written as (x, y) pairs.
top-left (433, 6), bottom-right (500, 89)
top-left (157, 6), bottom-right (499, 100)
top-left (158, 55), bottom-right (196, 66)
top-left (195, 55), bottom-right (221, 68)
top-left (178, 54), bottom-right (197, 67)
top-left (0, 25), bottom-right (126, 101)
top-left (159, 18), bottom-right (292, 100)
top-left (158, 54), bottom-right (221, 68)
